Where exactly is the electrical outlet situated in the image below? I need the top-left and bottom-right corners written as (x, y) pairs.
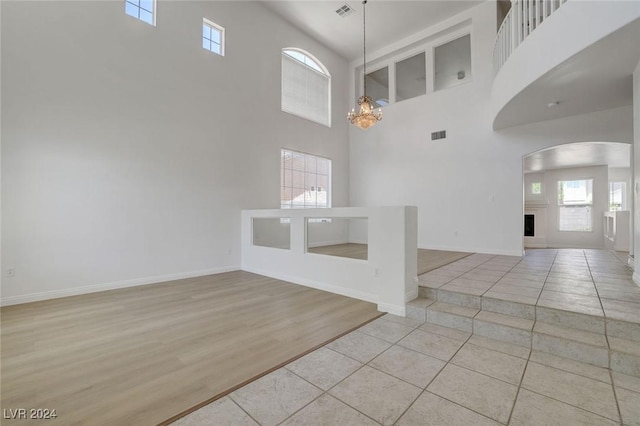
top-left (6, 267), bottom-right (16, 277)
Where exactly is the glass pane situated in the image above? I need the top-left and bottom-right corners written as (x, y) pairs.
top-left (558, 180), bottom-right (592, 205)
top-left (203, 25), bottom-right (210, 39)
top-left (365, 67), bottom-right (388, 109)
top-left (291, 170), bottom-right (304, 189)
top-left (139, 9), bottom-right (153, 24)
top-left (531, 182), bottom-right (542, 194)
top-left (291, 153), bottom-right (305, 171)
top-left (211, 42), bottom-right (221, 55)
top-left (305, 155), bottom-right (317, 174)
top-left (210, 28), bottom-right (221, 44)
top-left (140, 0), bottom-right (153, 13)
top-left (395, 52), bottom-right (426, 102)
top-left (202, 38), bottom-right (210, 50)
top-left (434, 34), bottom-right (471, 91)
top-left (125, 2), bottom-right (139, 18)
top-left (316, 158), bottom-right (330, 175)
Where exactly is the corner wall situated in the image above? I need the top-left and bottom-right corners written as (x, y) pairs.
top-left (1, 1), bottom-right (351, 304)
top-left (634, 60), bottom-right (640, 279)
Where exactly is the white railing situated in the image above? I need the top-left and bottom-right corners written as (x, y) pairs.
top-left (494, 0), bottom-right (568, 71)
top-left (241, 207), bottom-right (418, 316)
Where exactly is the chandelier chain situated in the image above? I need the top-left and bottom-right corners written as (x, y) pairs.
top-left (362, 0), bottom-right (367, 96)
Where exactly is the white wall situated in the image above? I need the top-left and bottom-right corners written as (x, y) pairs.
top-left (1, 1), bottom-right (351, 304)
top-left (349, 1), bottom-right (634, 256)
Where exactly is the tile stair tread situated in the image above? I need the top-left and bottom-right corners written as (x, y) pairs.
top-left (426, 302), bottom-right (479, 318)
top-left (474, 310), bottom-right (534, 331)
top-left (406, 298), bottom-right (436, 308)
top-left (533, 321), bottom-right (607, 348)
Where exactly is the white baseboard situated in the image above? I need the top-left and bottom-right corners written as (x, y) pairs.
top-left (0, 265), bottom-right (240, 307)
top-left (418, 244), bottom-right (523, 257)
top-left (242, 265), bottom-right (379, 305)
top-left (405, 287), bottom-right (418, 302)
top-left (377, 302), bottom-right (406, 317)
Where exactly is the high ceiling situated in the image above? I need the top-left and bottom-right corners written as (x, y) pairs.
top-left (261, 0), bottom-right (482, 60)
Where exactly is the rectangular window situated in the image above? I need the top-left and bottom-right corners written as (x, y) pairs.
top-left (434, 34), bottom-right (471, 91)
top-left (609, 181), bottom-right (626, 211)
top-left (365, 66), bottom-right (389, 108)
top-left (558, 179), bottom-right (593, 232)
top-left (531, 182), bottom-right (542, 195)
top-left (125, 0), bottom-right (155, 26)
top-left (396, 52), bottom-right (426, 102)
top-left (281, 149), bottom-right (331, 209)
top-left (203, 19), bottom-right (224, 56)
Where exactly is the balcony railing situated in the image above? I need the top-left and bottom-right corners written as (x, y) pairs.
top-left (494, 0), bottom-right (568, 71)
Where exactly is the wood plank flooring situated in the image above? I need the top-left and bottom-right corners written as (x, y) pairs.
top-left (0, 271), bottom-right (380, 425)
top-left (307, 243), bottom-right (472, 274)
top-left (417, 249), bottom-right (472, 274)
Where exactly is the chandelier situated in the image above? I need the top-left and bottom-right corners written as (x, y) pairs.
top-left (348, 0), bottom-right (382, 130)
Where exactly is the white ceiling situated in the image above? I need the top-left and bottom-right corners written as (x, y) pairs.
top-left (494, 18), bottom-right (640, 130)
top-left (261, 0), bottom-right (482, 60)
top-left (524, 142), bottom-right (631, 173)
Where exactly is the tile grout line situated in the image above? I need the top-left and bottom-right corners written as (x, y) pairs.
top-left (584, 251), bottom-right (625, 426)
top-left (505, 344), bottom-right (534, 425)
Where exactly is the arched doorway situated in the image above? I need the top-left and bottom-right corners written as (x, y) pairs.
top-left (522, 142), bottom-right (631, 254)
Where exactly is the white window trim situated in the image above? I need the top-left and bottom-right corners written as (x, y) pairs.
top-left (203, 18), bottom-right (225, 56)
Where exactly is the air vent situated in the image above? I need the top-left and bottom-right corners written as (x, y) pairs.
top-left (431, 130), bottom-right (447, 140)
top-left (336, 4), bottom-right (355, 17)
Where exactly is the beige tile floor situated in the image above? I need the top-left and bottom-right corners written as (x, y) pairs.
top-left (172, 249), bottom-right (640, 425)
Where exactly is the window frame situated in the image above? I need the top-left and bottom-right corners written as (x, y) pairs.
top-left (280, 148), bottom-right (332, 210)
top-left (281, 48), bottom-right (331, 127)
top-left (125, 0), bottom-right (156, 26)
top-left (202, 18), bottom-right (225, 57)
top-left (354, 28), bottom-right (471, 108)
top-left (557, 179), bottom-right (594, 232)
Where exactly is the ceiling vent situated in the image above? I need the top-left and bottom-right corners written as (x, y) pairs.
top-left (336, 4), bottom-right (355, 17)
top-left (431, 130), bottom-right (447, 140)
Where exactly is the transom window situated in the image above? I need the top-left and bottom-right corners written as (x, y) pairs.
top-left (125, 0), bottom-right (155, 26)
top-left (558, 179), bottom-right (593, 232)
top-left (281, 149), bottom-right (331, 209)
top-left (281, 49), bottom-right (331, 127)
top-left (203, 19), bottom-right (224, 56)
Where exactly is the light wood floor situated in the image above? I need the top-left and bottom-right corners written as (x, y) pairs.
top-left (0, 271), bottom-right (380, 425)
top-left (417, 249), bottom-right (472, 274)
top-left (307, 243), bottom-right (471, 274)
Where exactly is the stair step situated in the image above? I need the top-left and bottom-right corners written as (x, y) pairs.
top-left (426, 302), bottom-right (480, 333)
top-left (481, 295), bottom-right (536, 320)
top-left (405, 298), bottom-right (435, 322)
top-left (436, 289), bottom-right (481, 309)
top-left (609, 336), bottom-right (640, 377)
top-left (473, 311), bottom-right (534, 347)
top-left (532, 322), bottom-right (608, 368)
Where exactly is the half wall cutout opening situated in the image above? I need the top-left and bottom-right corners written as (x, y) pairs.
top-left (252, 217), bottom-right (291, 250)
top-left (306, 217), bottom-right (368, 260)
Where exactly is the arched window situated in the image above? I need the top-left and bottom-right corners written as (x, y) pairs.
top-left (281, 48), bottom-right (331, 127)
